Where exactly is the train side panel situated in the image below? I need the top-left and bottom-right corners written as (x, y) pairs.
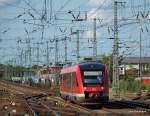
top-left (60, 65), bottom-right (85, 102)
top-left (60, 66), bottom-right (78, 100)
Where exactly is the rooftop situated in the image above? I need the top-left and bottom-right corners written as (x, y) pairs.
top-left (120, 57), bottom-right (150, 64)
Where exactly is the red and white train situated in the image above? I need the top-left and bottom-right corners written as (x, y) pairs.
top-left (60, 60), bottom-right (109, 104)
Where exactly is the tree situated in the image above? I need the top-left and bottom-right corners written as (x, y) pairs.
top-left (100, 54), bottom-right (113, 82)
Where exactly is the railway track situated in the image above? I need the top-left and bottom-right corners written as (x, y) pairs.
top-left (23, 93), bottom-right (125, 116)
top-left (132, 95), bottom-right (150, 105)
top-left (1, 80), bottom-right (150, 115)
top-left (25, 94), bottom-right (96, 116)
top-left (132, 95), bottom-right (150, 101)
top-left (0, 81), bottom-right (101, 115)
top-left (115, 100), bottom-right (150, 114)
top-left (0, 81), bottom-right (50, 115)
top-left (25, 94), bottom-right (52, 116)
top-left (0, 80), bottom-right (51, 95)
top-left (102, 100), bottom-right (150, 115)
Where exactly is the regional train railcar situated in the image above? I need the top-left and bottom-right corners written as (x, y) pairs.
top-left (60, 61), bottom-right (109, 104)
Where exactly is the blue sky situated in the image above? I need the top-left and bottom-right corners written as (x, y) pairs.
top-left (0, 0), bottom-right (150, 66)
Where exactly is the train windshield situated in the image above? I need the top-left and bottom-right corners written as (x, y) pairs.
top-left (82, 71), bottom-right (104, 86)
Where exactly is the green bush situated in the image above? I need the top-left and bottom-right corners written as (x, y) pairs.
top-left (146, 86), bottom-right (150, 96)
top-left (119, 79), bottom-right (146, 93)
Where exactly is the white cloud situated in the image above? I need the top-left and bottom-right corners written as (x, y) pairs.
top-left (0, 0), bottom-right (19, 7)
top-left (87, 0), bottom-right (112, 19)
top-left (88, 0), bottom-right (105, 7)
top-left (85, 30), bottom-right (101, 39)
top-left (86, 30), bottom-right (93, 38)
top-left (148, 13), bottom-right (150, 19)
top-left (87, 8), bottom-right (105, 19)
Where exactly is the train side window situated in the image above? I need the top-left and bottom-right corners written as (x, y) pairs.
top-left (63, 74), bottom-right (67, 87)
top-left (65, 73), bottom-right (70, 87)
top-left (72, 72), bottom-right (78, 87)
top-left (68, 73), bottom-right (71, 87)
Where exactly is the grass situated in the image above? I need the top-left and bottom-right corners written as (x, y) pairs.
top-left (119, 78), bottom-right (150, 96)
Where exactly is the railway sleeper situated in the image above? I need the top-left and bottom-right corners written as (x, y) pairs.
top-left (114, 101), bottom-right (136, 108)
top-left (121, 100), bottom-right (150, 109)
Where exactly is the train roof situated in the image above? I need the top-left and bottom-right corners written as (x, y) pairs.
top-left (79, 61), bottom-right (105, 71)
top-left (62, 57), bottom-right (104, 70)
top-left (62, 60), bottom-right (104, 69)
top-left (63, 60), bottom-right (103, 67)
top-left (61, 61), bottom-right (105, 74)
top-left (78, 60), bottom-right (103, 65)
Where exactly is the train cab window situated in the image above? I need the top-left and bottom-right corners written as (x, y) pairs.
top-left (82, 71), bottom-right (104, 86)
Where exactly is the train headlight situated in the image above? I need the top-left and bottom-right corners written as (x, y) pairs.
top-left (101, 87), bottom-right (104, 90)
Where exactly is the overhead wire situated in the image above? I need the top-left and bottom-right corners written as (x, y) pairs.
top-left (57, 0), bottom-right (72, 12)
top-left (50, 0), bottom-right (53, 20)
top-left (1, 0), bottom-right (150, 64)
top-left (144, 0), bottom-right (147, 13)
top-left (0, 1), bottom-right (29, 10)
top-left (87, 0), bottom-right (108, 19)
top-left (130, 0), bottom-right (136, 16)
top-left (70, 0), bottom-right (91, 11)
top-left (22, 0), bottom-right (41, 16)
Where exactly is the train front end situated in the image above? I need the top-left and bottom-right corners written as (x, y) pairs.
top-left (78, 62), bottom-right (109, 104)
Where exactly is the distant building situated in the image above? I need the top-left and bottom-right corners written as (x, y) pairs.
top-left (37, 66), bottom-right (62, 85)
top-left (119, 57), bottom-right (150, 77)
top-left (37, 66), bottom-right (62, 78)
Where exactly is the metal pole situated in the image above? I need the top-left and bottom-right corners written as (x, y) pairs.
top-left (29, 45), bottom-right (31, 79)
top-left (139, 28), bottom-right (142, 84)
top-left (77, 30), bottom-right (80, 61)
top-left (55, 37), bottom-right (58, 65)
top-left (112, 1), bottom-right (120, 97)
top-left (26, 34), bottom-right (31, 79)
top-left (25, 50), bottom-right (27, 67)
top-left (20, 49), bottom-right (23, 67)
top-left (46, 41), bottom-right (49, 67)
top-left (27, 36), bottom-right (31, 68)
top-left (93, 18), bottom-right (97, 58)
top-left (37, 42), bottom-right (40, 66)
top-left (64, 36), bottom-right (67, 63)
